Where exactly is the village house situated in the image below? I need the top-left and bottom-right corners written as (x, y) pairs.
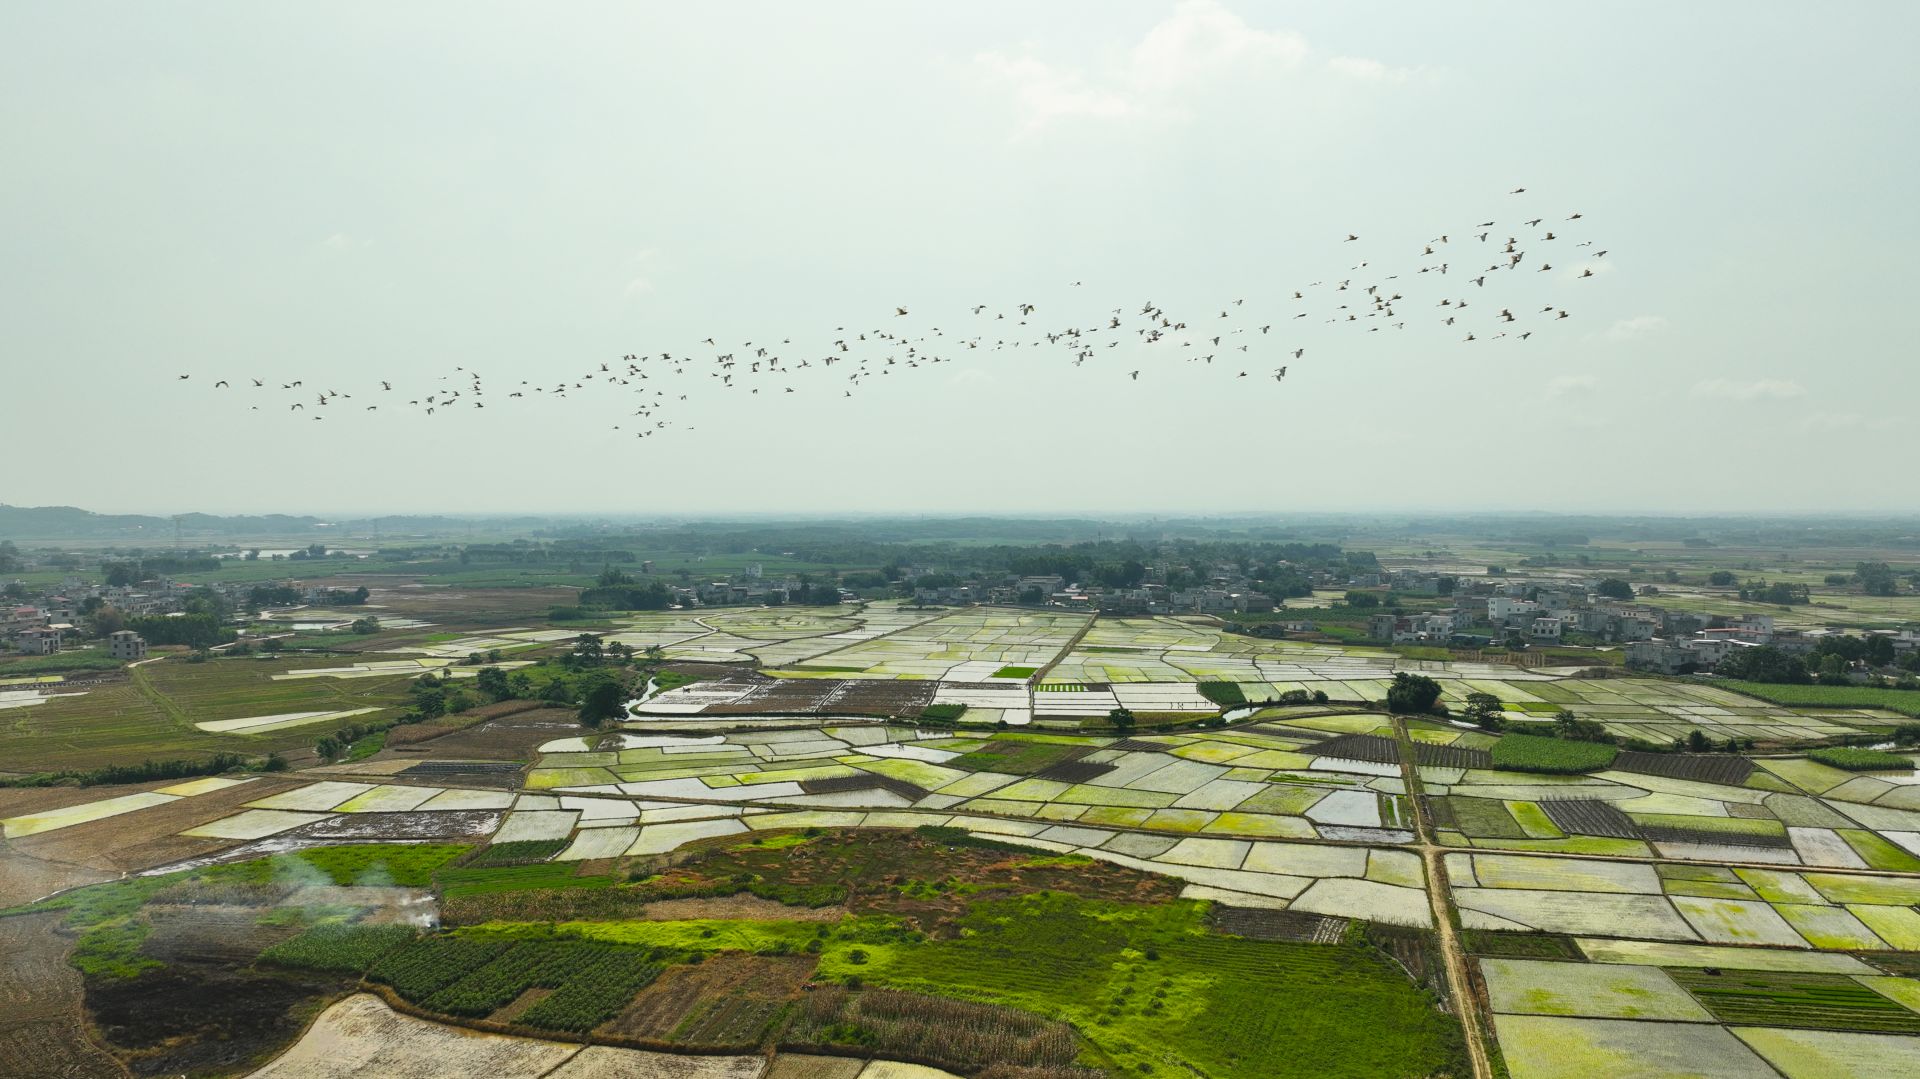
top-left (106, 629), bottom-right (148, 661)
top-left (15, 625), bottom-right (62, 655)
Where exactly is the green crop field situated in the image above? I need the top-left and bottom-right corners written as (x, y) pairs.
top-left (845, 892), bottom-right (1466, 1078)
top-left (1711, 680), bottom-right (1920, 718)
top-left (1489, 734), bottom-right (1619, 774)
top-left (0, 655), bottom-right (414, 771)
top-left (1667, 969), bottom-right (1920, 1033)
top-left (1807, 746), bottom-right (1915, 771)
top-left (259, 923), bottom-right (420, 973)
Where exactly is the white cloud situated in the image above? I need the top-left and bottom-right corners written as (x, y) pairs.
top-left (1796, 411), bottom-right (1896, 433)
top-left (622, 248), bottom-right (661, 298)
top-left (1544, 374), bottom-right (1599, 398)
top-left (1129, 0), bottom-right (1307, 92)
top-left (976, 1), bottom-right (1401, 131)
top-left (319, 232), bottom-right (370, 251)
top-left (973, 53), bottom-right (1133, 128)
top-left (1690, 378), bottom-right (1805, 401)
top-left (1325, 55), bottom-right (1406, 82)
top-left (1605, 315), bottom-right (1666, 341)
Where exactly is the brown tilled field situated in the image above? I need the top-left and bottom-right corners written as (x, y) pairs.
top-left (382, 707), bottom-right (579, 761)
top-left (366, 583), bottom-right (586, 624)
top-left (601, 952), bottom-right (816, 1044)
top-left (644, 829), bottom-right (1179, 933)
top-left (0, 912), bottom-right (125, 1079)
top-left (2, 775), bottom-right (308, 902)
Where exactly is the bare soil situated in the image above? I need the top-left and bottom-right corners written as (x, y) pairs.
top-left (0, 912), bottom-right (125, 1079)
top-left (601, 953), bottom-right (816, 1044)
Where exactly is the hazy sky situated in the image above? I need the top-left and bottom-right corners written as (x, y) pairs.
top-left (4, 3), bottom-right (1915, 517)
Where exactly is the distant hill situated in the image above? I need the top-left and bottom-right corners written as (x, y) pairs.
top-left (0, 504), bottom-right (330, 540)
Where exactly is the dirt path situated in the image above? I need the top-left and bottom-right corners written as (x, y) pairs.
top-left (1390, 715), bottom-right (1492, 1079)
top-left (1030, 610), bottom-right (1098, 687)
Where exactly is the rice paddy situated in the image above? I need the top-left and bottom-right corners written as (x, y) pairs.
top-left (15, 600), bottom-right (1920, 1079)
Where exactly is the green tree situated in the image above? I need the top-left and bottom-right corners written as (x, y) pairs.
top-left (475, 665), bottom-right (512, 701)
top-left (1707, 570), bottom-right (1735, 586)
top-left (1462, 691), bottom-right (1504, 731)
top-left (1685, 729), bottom-right (1711, 752)
top-left (1865, 635), bottom-right (1896, 668)
top-left (1551, 710), bottom-right (1615, 744)
top-left (1344, 591), bottom-right (1381, 609)
top-left (1108, 706), bottom-right (1137, 734)
top-left (1595, 578), bottom-right (1634, 600)
top-left (410, 676), bottom-right (449, 719)
top-left (1385, 673), bottom-right (1443, 714)
top-left (89, 606), bottom-right (127, 638)
top-left (565, 634), bottom-right (605, 669)
top-left (578, 681), bottom-right (626, 728)
top-left (1716, 645), bottom-right (1810, 684)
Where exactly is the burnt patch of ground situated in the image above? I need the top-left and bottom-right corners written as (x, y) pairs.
top-left (139, 904), bottom-right (299, 965)
top-left (85, 963), bottom-right (349, 1077)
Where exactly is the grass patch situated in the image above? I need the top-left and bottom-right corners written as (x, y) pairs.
top-left (1490, 735), bottom-right (1619, 775)
top-left (949, 739), bottom-right (1089, 775)
top-left (3, 844), bottom-right (467, 981)
top-left (438, 862), bottom-right (617, 899)
top-left (1459, 930), bottom-right (1580, 960)
top-left (466, 840), bottom-right (569, 868)
top-left (1807, 747), bottom-right (1913, 771)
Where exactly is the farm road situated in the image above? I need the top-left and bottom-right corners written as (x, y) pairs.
top-left (1391, 715), bottom-right (1493, 1079)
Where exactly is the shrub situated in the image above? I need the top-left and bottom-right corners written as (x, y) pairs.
top-left (1197, 681), bottom-right (1246, 707)
top-left (1808, 747), bottom-right (1914, 772)
top-left (919, 702), bottom-right (969, 724)
top-left (1491, 734), bottom-right (1618, 774)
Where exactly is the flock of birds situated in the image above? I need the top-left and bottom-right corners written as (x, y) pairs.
top-left (178, 190), bottom-right (1609, 439)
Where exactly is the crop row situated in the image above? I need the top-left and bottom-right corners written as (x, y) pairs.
top-left (257, 923), bottom-right (418, 974)
top-left (1488, 734), bottom-right (1618, 774)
